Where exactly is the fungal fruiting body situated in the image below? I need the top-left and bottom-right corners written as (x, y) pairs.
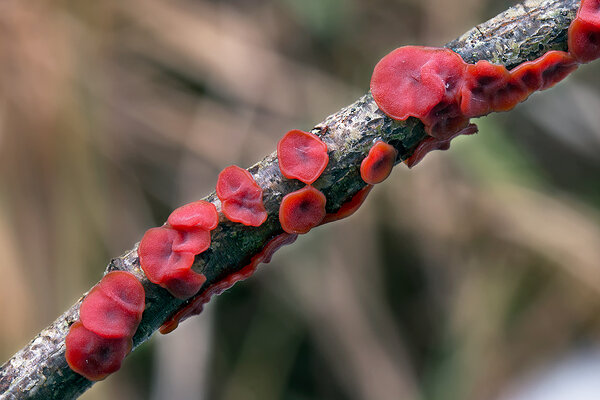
top-left (216, 165), bottom-right (268, 226)
top-left (168, 201), bottom-right (218, 230)
top-left (277, 129), bottom-right (329, 184)
top-left (279, 185), bottom-right (327, 234)
top-left (360, 141), bottom-right (398, 184)
top-left (160, 233), bottom-right (298, 334)
top-left (569, 0), bottom-right (600, 63)
top-left (66, 271), bottom-right (145, 381)
top-left (138, 226), bottom-right (208, 299)
top-left (370, 27), bottom-right (589, 167)
top-left (79, 271), bottom-right (145, 339)
top-left (65, 322), bottom-right (133, 381)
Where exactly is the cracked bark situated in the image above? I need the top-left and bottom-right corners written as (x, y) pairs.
top-left (0, 0), bottom-right (582, 398)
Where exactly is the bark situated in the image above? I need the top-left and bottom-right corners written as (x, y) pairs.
top-left (0, 0), bottom-right (581, 398)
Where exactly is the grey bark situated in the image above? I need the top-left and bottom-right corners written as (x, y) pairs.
top-left (0, 0), bottom-right (581, 398)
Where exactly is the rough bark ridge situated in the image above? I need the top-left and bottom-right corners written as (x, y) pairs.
top-left (0, 0), bottom-right (581, 398)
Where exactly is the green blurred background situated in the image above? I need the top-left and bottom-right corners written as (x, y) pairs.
top-left (1, 0), bottom-right (600, 399)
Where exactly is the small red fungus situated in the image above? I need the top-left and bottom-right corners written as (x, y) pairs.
top-left (216, 165), bottom-right (268, 227)
top-left (360, 141), bottom-right (398, 184)
top-left (277, 129), bottom-right (329, 184)
top-left (138, 226), bottom-right (207, 299)
top-left (320, 185), bottom-right (373, 225)
top-left (279, 185), bottom-right (326, 234)
top-left (370, 46), bottom-right (466, 121)
top-left (460, 60), bottom-right (511, 117)
top-left (79, 271), bottom-right (145, 339)
top-left (168, 201), bottom-right (218, 230)
top-left (139, 227), bottom-right (195, 282)
top-left (569, 0), bottom-right (600, 63)
top-left (160, 233), bottom-right (298, 334)
top-left (65, 322), bottom-right (132, 381)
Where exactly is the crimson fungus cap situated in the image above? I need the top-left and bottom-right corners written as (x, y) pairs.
top-left (569, 0), bottom-right (600, 63)
top-left (535, 51), bottom-right (578, 90)
top-left (168, 201), bottom-right (218, 231)
top-left (360, 141), bottom-right (397, 185)
top-left (277, 129), bottom-right (329, 184)
top-left (460, 60), bottom-right (511, 117)
top-left (216, 165), bottom-right (268, 227)
top-left (510, 51), bottom-right (578, 94)
top-left (79, 271), bottom-right (145, 339)
top-left (279, 185), bottom-right (326, 234)
top-left (370, 46), bottom-right (467, 121)
top-left (139, 226), bottom-right (196, 285)
top-left (65, 322), bottom-right (132, 381)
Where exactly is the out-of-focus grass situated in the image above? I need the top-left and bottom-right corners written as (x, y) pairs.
top-left (1, 0), bottom-right (599, 399)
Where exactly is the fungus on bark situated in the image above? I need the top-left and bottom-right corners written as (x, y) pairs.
top-left (460, 60), bottom-right (511, 117)
top-left (279, 185), bottom-right (326, 234)
top-left (277, 129), bottom-right (329, 184)
top-left (370, 46), bottom-right (466, 126)
top-left (65, 322), bottom-right (133, 381)
top-left (168, 200), bottom-right (218, 230)
top-left (79, 271), bottom-right (145, 339)
top-left (569, 0), bottom-right (600, 63)
top-left (360, 141), bottom-right (398, 184)
top-left (216, 165), bottom-right (268, 226)
top-left (138, 226), bottom-right (207, 299)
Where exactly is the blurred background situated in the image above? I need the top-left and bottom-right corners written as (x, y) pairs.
top-left (1, 0), bottom-right (600, 399)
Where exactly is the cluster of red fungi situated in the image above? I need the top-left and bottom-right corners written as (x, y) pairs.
top-left (65, 1), bottom-right (600, 381)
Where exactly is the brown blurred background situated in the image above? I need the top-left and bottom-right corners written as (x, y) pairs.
top-left (1, 0), bottom-right (600, 399)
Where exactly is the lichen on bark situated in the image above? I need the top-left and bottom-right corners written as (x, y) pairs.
top-left (0, 0), bottom-right (581, 398)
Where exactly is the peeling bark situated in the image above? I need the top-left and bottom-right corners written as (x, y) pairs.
top-left (0, 0), bottom-right (581, 398)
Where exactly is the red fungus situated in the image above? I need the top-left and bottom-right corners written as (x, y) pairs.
top-left (168, 201), bottom-right (218, 231)
top-left (569, 0), bottom-right (600, 63)
top-left (320, 185), bottom-right (373, 225)
top-left (139, 227), bottom-right (195, 282)
top-left (370, 46), bottom-right (466, 122)
top-left (79, 271), bottom-right (145, 339)
top-left (360, 141), bottom-right (398, 184)
top-left (160, 233), bottom-right (298, 334)
top-left (277, 129), bottom-right (329, 184)
top-left (216, 165), bottom-right (268, 227)
top-left (460, 60), bottom-right (511, 117)
top-left (138, 226), bottom-right (207, 299)
top-left (65, 322), bottom-right (132, 381)
top-left (279, 185), bottom-right (326, 234)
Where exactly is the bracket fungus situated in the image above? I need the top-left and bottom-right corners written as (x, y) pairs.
top-left (216, 165), bottom-right (268, 227)
top-left (277, 129), bottom-right (329, 184)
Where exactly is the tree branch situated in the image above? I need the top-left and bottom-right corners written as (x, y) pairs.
top-left (0, 0), bottom-right (580, 398)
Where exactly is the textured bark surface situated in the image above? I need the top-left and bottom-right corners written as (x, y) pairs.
top-left (0, 0), bottom-right (581, 398)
